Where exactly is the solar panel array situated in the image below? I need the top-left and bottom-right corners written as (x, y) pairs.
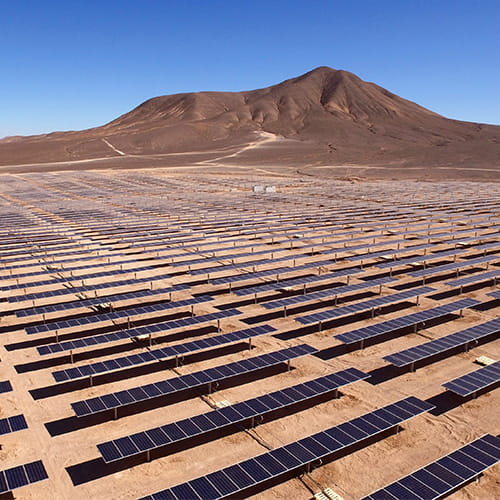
top-left (335, 298), bottom-right (480, 345)
top-left (295, 286), bottom-right (435, 326)
top-left (362, 434), bottom-right (500, 500)
top-left (443, 361), bottom-right (500, 397)
top-left (97, 366), bottom-right (369, 463)
top-left (383, 318), bottom-right (500, 367)
top-left (71, 344), bottom-right (318, 418)
top-left (139, 397), bottom-right (434, 500)
top-left (52, 323), bottom-right (274, 382)
top-left (0, 460), bottom-right (48, 495)
top-left (1, 173), bottom-right (498, 499)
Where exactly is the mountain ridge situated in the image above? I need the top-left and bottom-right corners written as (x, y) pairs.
top-left (0, 66), bottom-right (498, 175)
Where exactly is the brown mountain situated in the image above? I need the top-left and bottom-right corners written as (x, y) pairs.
top-left (1, 67), bottom-right (499, 177)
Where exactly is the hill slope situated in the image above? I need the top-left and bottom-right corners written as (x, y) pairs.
top-left (1, 66), bottom-right (499, 172)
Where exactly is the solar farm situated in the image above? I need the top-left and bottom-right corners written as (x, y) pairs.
top-left (0, 170), bottom-right (499, 500)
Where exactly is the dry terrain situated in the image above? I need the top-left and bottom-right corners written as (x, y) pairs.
top-left (0, 169), bottom-right (498, 500)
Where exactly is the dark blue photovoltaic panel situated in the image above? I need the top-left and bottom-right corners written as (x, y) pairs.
top-left (446, 269), bottom-right (500, 288)
top-left (71, 344), bottom-right (317, 417)
top-left (137, 396), bottom-right (434, 500)
top-left (384, 318), bottom-right (500, 367)
top-left (233, 268), bottom-right (363, 296)
top-left (52, 322), bottom-right (272, 382)
top-left (0, 460), bottom-right (48, 495)
top-left (408, 255), bottom-right (498, 278)
top-left (0, 381), bottom-right (13, 393)
top-left (362, 434), bottom-right (500, 500)
top-left (261, 277), bottom-right (395, 310)
top-left (335, 298), bottom-right (479, 344)
top-left (97, 367), bottom-right (369, 462)
top-left (488, 290), bottom-right (500, 300)
top-left (39, 307), bottom-right (241, 355)
top-left (295, 286), bottom-right (434, 325)
top-left (0, 415), bottom-right (28, 435)
top-left (443, 361), bottom-right (500, 397)
top-left (16, 285), bottom-right (190, 318)
top-left (29, 295), bottom-right (213, 335)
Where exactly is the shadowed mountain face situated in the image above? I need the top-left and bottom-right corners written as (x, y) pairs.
top-left (1, 66), bottom-right (499, 174)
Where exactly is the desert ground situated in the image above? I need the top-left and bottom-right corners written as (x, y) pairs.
top-left (0, 168), bottom-right (498, 500)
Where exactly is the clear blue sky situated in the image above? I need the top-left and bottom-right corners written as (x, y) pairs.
top-left (1, 0), bottom-right (499, 137)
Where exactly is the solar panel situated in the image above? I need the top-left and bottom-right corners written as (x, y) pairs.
top-left (28, 295), bottom-right (213, 335)
top-left (261, 276), bottom-right (396, 311)
top-left (97, 367), bottom-right (369, 463)
top-left (0, 381), bottom-right (13, 393)
top-left (383, 318), bottom-right (500, 368)
top-left (295, 286), bottom-right (435, 326)
top-left (445, 269), bottom-right (500, 288)
top-left (138, 396), bottom-right (434, 500)
top-left (52, 322), bottom-right (271, 383)
top-left (71, 344), bottom-right (317, 418)
top-left (362, 434), bottom-right (500, 500)
top-left (443, 361), bottom-right (500, 397)
top-left (408, 255), bottom-right (498, 278)
top-left (16, 285), bottom-right (190, 318)
top-left (0, 460), bottom-right (48, 495)
top-left (0, 414), bottom-right (28, 435)
top-left (335, 298), bottom-right (480, 345)
top-left (487, 290), bottom-right (500, 300)
top-left (40, 307), bottom-right (242, 355)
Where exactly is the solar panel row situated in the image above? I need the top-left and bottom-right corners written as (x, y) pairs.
top-left (1, 264), bottom-right (153, 291)
top-left (334, 297), bottom-right (480, 345)
top-left (383, 318), bottom-right (500, 368)
top-left (40, 307), bottom-right (242, 356)
top-left (295, 286), bottom-right (435, 326)
top-left (0, 460), bottom-right (48, 495)
top-left (443, 361), bottom-right (500, 397)
top-left (71, 344), bottom-right (317, 418)
top-left (261, 276), bottom-right (396, 310)
top-left (8, 274), bottom-right (173, 303)
top-left (375, 248), bottom-right (465, 269)
top-left (52, 323), bottom-right (272, 382)
top-left (16, 285), bottom-right (190, 318)
top-left (28, 295), bottom-right (213, 335)
top-left (233, 268), bottom-right (363, 296)
top-left (139, 396), bottom-right (434, 500)
top-left (408, 255), bottom-right (497, 278)
top-left (445, 269), bottom-right (500, 288)
top-left (98, 366), bottom-right (369, 463)
top-left (362, 434), bottom-right (500, 500)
